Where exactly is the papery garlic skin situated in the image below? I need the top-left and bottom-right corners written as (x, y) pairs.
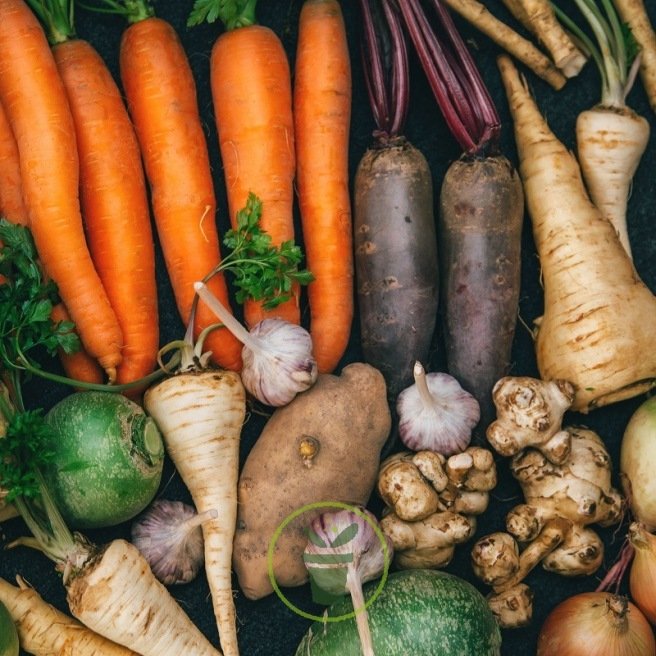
top-left (397, 362), bottom-right (480, 456)
top-left (241, 318), bottom-right (318, 407)
top-left (131, 499), bottom-right (209, 585)
top-left (303, 507), bottom-right (392, 596)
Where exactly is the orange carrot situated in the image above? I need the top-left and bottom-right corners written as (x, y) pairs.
top-left (97, 0), bottom-right (242, 372)
top-left (50, 303), bottom-right (104, 385)
top-left (0, 0), bottom-right (123, 381)
top-left (0, 88), bottom-right (101, 384)
top-left (294, 0), bottom-right (353, 373)
top-left (190, 2), bottom-right (299, 328)
top-left (32, 3), bottom-right (160, 389)
top-left (0, 100), bottom-right (27, 225)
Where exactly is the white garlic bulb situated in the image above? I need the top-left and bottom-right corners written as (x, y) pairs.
top-left (131, 499), bottom-right (216, 585)
top-left (194, 282), bottom-right (318, 406)
top-left (397, 361), bottom-right (480, 456)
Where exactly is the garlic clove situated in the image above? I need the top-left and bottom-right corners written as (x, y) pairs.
top-left (397, 361), bottom-right (480, 456)
top-left (241, 318), bottom-right (318, 407)
top-left (131, 499), bottom-right (216, 586)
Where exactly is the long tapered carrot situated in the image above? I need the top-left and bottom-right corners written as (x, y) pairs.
top-left (0, 100), bottom-right (27, 225)
top-left (195, 2), bottom-right (299, 328)
top-left (0, 86), bottom-right (104, 384)
top-left (35, 6), bottom-right (160, 389)
top-left (0, 0), bottom-right (123, 381)
top-left (293, 0), bottom-right (353, 374)
top-left (106, 3), bottom-right (242, 373)
top-left (0, 575), bottom-right (138, 656)
top-left (50, 303), bottom-right (104, 385)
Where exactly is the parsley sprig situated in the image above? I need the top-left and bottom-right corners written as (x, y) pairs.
top-left (0, 408), bottom-right (56, 501)
top-left (187, 0), bottom-right (256, 30)
top-left (0, 219), bottom-right (82, 401)
top-left (208, 192), bottom-right (313, 310)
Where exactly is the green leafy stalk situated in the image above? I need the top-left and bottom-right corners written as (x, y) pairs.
top-left (0, 384), bottom-right (83, 569)
top-left (187, 0), bottom-right (257, 30)
top-left (78, 0), bottom-right (154, 24)
top-left (552, 0), bottom-right (640, 106)
top-left (25, 0), bottom-right (75, 44)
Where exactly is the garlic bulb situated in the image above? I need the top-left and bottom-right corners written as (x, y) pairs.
top-left (397, 361), bottom-right (480, 455)
top-left (131, 499), bottom-right (216, 585)
top-left (194, 281), bottom-right (318, 406)
top-left (303, 507), bottom-right (393, 656)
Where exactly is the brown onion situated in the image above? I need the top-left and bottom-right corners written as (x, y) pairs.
top-left (629, 522), bottom-right (656, 625)
top-left (537, 592), bottom-right (655, 656)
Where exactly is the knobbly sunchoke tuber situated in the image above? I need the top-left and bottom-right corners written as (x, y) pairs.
top-left (377, 446), bottom-right (497, 568)
top-left (473, 420), bottom-right (623, 628)
top-left (486, 376), bottom-right (575, 464)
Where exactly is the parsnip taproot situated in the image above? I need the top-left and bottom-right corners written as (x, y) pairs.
top-left (498, 54), bottom-right (656, 412)
top-left (144, 344), bottom-right (246, 656)
top-left (0, 575), bottom-right (137, 656)
top-left (555, 0), bottom-right (650, 259)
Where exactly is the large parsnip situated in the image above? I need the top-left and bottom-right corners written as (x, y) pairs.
top-left (498, 55), bottom-right (656, 412)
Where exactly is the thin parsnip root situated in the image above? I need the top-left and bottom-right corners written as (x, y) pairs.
top-left (505, 0), bottom-right (587, 77)
top-left (498, 54), bottom-right (656, 412)
top-left (440, 0), bottom-right (567, 89)
top-left (0, 576), bottom-right (137, 655)
top-left (613, 0), bottom-right (656, 112)
top-left (144, 368), bottom-right (246, 656)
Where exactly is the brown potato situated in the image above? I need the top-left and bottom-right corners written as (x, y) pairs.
top-left (233, 363), bottom-right (391, 600)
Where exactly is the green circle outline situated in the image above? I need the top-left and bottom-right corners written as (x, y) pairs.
top-left (267, 500), bottom-right (390, 622)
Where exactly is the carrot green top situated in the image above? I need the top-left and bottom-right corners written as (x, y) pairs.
top-left (25, 0), bottom-right (76, 44)
top-left (80, 0), bottom-right (154, 25)
top-left (187, 0), bottom-right (258, 30)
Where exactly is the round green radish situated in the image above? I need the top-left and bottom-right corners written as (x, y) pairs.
top-left (43, 391), bottom-right (165, 529)
top-left (0, 599), bottom-right (19, 656)
top-left (295, 569), bottom-right (501, 655)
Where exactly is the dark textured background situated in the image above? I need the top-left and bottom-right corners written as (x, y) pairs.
top-left (2, 0), bottom-right (656, 654)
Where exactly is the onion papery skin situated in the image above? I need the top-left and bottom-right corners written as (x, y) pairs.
top-left (629, 523), bottom-right (656, 625)
top-left (536, 592), bottom-right (655, 656)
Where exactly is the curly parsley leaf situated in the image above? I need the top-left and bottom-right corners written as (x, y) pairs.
top-left (0, 219), bottom-right (80, 371)
top-left (0, 408), bottom-right (56, 501)
top-left (217, 193), bottom-right (313, 310)
top-left (187, 0), bottom-right (255, 29)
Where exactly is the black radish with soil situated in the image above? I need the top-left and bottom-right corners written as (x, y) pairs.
top-left (397, 0), bottom-right (524, 436)
top-left (354, 0), bottom-right (439, 404)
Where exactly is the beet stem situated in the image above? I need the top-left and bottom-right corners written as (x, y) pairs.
top-left (398, 0), bottom-right (501, 155)
top-left (359, 0), bottom-right (409, 138)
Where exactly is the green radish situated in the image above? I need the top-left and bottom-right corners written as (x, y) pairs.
top-left (295, 569), bottom-right (501, 655)
top-left (42, 391), bottom-right (164, 529)
top-left (0, 599), bottom-right (19, 656)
